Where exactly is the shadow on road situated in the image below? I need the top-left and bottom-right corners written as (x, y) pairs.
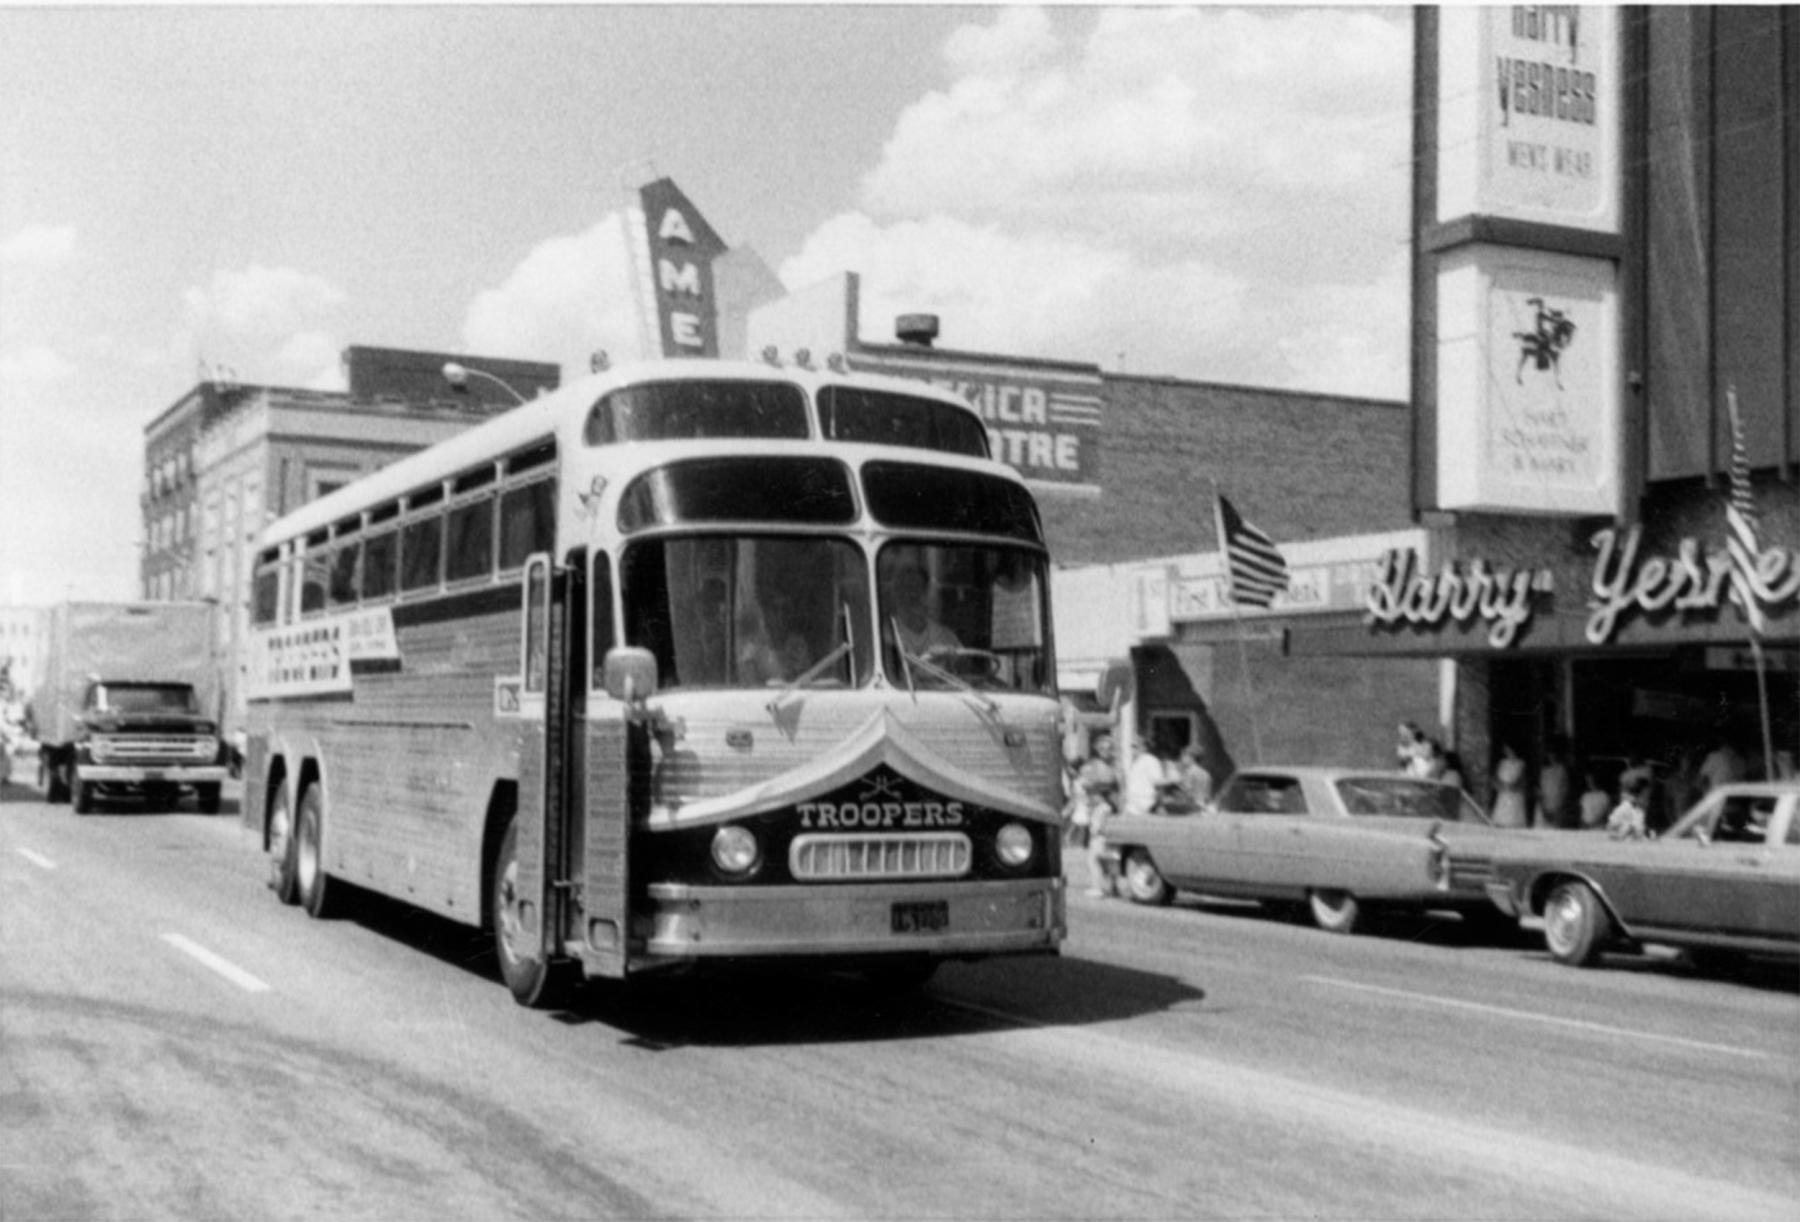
top-left (331, 885), bottom-right (1204, 1047)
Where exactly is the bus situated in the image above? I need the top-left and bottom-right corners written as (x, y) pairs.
top-left (245, 356), bottom-right (1066, 1006)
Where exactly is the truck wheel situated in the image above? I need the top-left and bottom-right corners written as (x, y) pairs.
top-left (72, 769), bottom-right (95, 815)
top-left (196, 784), bottom-right (222, 815)
top-left (268, 784), bottom-right (299, 905)
top-left (491, 811), bottom-right (577, 1009)
top-left (296, 784), bottom-right (347, 919)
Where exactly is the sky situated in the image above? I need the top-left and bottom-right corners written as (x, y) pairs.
top-left (0, 4), bottom-right (1415, 606)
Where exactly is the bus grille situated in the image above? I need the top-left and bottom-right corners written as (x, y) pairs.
top-left (91, 735), bottom-right (217, 764)
top-left (790, 833), bottom-right (971, 881)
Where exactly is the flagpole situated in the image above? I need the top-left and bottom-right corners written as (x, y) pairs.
top-left (1212, 480), bottom-right (1266, 765)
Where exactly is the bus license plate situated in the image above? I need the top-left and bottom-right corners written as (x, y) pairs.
top-left (891, 901), bottom-right (948, 934)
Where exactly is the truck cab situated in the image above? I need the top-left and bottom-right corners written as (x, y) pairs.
top-left (44, 680), bottom-right (230, 814)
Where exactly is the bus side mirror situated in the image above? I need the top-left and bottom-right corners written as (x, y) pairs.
top-left (602, 647), bottom-right (659, 703)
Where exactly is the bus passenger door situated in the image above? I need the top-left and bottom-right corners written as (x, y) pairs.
top-left (580, 548), bottom-right (633, 979)
top-left (512, 555), bottom-right (580, 992)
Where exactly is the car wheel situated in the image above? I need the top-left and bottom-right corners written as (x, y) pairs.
top-left (491, 812), bottom-right (578, 1009)
top-left (1542, 880), bottom-right (1610, 967)
top-left (296, 784), bottom-right (347, 919)
top-left (1308, 889), bottom-right (1360, 934)
top-left (267, 784), bottom-right (299, 906)
top-left (1120, 849), bottom-right (1173, 906)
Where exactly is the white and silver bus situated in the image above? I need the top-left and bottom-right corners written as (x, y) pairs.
top-left (246, 357), bottom-right (1066, 1005)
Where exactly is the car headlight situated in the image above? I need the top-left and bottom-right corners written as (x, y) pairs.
top-left (710, 825), bottom-right (761, 876)
top-left (995, 822), bottom-right (1034, 868)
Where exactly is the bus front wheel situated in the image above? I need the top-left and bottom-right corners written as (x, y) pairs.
top-left (491, 813), bottom-right (578, 1010)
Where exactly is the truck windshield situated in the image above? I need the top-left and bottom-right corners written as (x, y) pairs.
top-left (97, 684), bottom-right (198, 715)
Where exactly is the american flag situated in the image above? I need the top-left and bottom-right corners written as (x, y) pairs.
top-left (1723, 389), bottom-right (1766, 636)
top-left (1215, 494), bottom-right (1290, 608)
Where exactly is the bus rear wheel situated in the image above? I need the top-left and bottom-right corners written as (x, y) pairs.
top-left (296, 784), bottom-right (346, 919)
top-left (491, 812), bottom-right (578, 1010)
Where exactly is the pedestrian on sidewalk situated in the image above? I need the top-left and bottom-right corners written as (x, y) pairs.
top-left (1078, 731), bottom-right (1121, 897)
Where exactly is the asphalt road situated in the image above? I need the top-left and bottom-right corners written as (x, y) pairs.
top-left (3, 774), bottom-right (1796, 1221)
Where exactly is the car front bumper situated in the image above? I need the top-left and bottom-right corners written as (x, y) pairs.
top-left (77, 765), bottom-right (231, 784)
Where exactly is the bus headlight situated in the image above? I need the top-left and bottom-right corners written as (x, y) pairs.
top-left (995, 822), bottom-right (1034, 869)
top-left (711, 825), bottom-right (761, 876)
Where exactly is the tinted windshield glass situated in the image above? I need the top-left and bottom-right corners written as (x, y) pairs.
top-left (584, 380), bottom-right (809, 444)
top-left (877, 543), bottom-right (1052, 695)
top-left (622, 536), bottom-right (872, 691)
top-left (862, 461), bottom-right (1042, 542)
top-left (618, 457), bottom-right (856, 532)
top-left (1335, 777), bottom-right (1486, 822)
top-left (99, 685), bottom-right (198, 714)
top-left (817, 386), bottom-right (989, 457)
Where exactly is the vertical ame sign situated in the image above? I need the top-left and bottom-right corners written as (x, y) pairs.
top-left (639, 178), bottom-right (728, 358)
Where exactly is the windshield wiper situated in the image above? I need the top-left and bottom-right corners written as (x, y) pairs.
top-left (766, 603), bottom-right (857, 713)
top-left (892, 637), bottom-right (1000, 717)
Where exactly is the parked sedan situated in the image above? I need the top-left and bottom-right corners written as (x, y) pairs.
top-left (1485, 781), bottom-right (1800, 968)
top-left (1106, 766), bottom-right (1514, 934)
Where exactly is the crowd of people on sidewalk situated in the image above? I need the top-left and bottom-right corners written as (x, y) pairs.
top-left (1397, 719), bottom-right (1792, 840)
top-left (1063, 729), bottom-right (1212, 897)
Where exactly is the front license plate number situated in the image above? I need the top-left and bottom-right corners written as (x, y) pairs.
top-left (891, 901), bottom-right (949, 934)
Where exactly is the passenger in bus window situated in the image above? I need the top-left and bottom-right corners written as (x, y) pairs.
top-left (886, 564), bottom-right (960, 658)
top-left (738, 587), bottom-right (811, 685)
top-left (692, 577), bottom-right (733, 684)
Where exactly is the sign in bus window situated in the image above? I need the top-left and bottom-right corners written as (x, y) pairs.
top-left (582, 379), bottom-right (809, 445)
top-left (523, 558), bottom-right (549, 696)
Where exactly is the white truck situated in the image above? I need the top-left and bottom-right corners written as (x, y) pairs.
top-left (33, 601), bottom-right (230, 814)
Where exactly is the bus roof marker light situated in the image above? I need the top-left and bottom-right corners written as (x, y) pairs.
top-left (825, 352), bottom-right (847, 374)
top-left (760, 346), bottom-right (782, 367)
top-left (794, 349), bottom-right (813, 369)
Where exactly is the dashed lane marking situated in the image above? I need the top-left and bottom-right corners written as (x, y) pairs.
top-left (1306, 974), bottom-right (1772, 1060)
top-left (16, 847), bottom-right (56, 870)
top-left (161, 932), bottom-right (272, 994)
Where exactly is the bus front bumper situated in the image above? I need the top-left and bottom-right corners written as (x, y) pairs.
top-left (637, 876), bottom-right (1066, 960)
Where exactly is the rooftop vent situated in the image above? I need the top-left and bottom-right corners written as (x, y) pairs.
top-left (895, 313), bottom-right (939, 348)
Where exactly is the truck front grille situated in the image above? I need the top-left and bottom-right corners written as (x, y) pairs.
top-left (789, 833), bottom-right (971, 881)
top-left (92, 736), bottom-right (218, 764)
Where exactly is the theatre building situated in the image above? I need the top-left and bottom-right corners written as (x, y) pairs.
top-left (1290, 8), bottom-right (1798, 805)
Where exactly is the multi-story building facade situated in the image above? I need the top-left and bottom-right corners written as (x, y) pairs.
top-left (141, 346), bottom-right (558, 736)
top-left (1281, 7), bottom-right (1799, 811)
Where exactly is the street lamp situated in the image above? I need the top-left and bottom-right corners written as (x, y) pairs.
top-left (442, 362), bottom-right (527, 405)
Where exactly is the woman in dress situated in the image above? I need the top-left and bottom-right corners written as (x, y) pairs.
top-left (1491, 742), bottom-right (1530, 828)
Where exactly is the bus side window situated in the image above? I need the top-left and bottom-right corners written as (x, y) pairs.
top-left (362, 531), bottom-right (397, 601)
top-left (591, 550), bottom-right (614, 688)
top-left (500, 479), bottom-right (555, 571)
top-left (300, 549), bottom-right (330, 617)
top-left (401, 513), bottom-right (442, 593)
top-left (252, 567), bottom-right (281, 625)
top-left (329, 542), bottom-right (361, 607)
top-left (446, 494), bottom-right (495, 584)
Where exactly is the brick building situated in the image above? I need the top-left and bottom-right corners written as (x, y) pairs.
top-left (141, 346), bottom-right (558, 736)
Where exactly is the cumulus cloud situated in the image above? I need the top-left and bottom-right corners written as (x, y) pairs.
top-left (461, 214), bottom-right (645, 373)
top-left (823, 6), bottom-right (1412, 396)
top-left (182, 264), bottom-right (346, 342)
top-left (0, 224), bottom-right (78, 265)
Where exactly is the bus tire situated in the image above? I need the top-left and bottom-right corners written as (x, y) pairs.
top-left (196, 783), bottom-right (221, 815)
top-left (491, 812), bottom-right (577, 1010)
top-left (296, 783), bottom-right (346, 919)
top-left (268, 784), bottom-right (299, 906)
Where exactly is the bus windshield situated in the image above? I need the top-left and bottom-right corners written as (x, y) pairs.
top-left (878, 544), bottom-right (1052, 695)
top-left (622, 536), bottom-right (873, 690)
top-left (584, 379), bottom-right (810, 445)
